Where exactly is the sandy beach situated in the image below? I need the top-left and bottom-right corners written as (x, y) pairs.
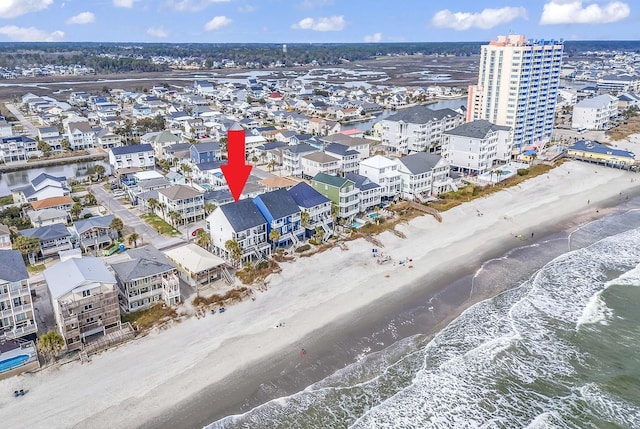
top-left (1, 160), bottom-right (638, 429)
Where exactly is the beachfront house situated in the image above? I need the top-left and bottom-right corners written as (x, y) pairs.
top-left (378, 105), bottom-right (464, 154)
top-left (358, 155), bottom-right (401, 200)
top-left (44, 256), bottom-right (120, 351)
top-left (253, 188), bottom-right (305, 248)
top-left (69, 214), bottom-right (116, 254)
top-left (567, 140), bottom-right (636, 168)
top-left (395, 152), bottom-right (452, 202)
top-left (311, 173), bottom-right (359, 220)
top-left (163, 243), bottom-right (230, 290)
top-left (345, 172), bottom-right (383, 214)
top-left (157, 185), bottom-right (205, 226)
top-left (571, 94), bottom-right (619, 131)
top-left (109, 246), bottom-right (180, 312)
top-left (288, 182), bottom-right (333, 240)
top-left (18, 223), bottom-right (74, 263)
top-left (441, 120), bottom-right (513, 174)
top-left (206, 198), bottom-right (271, 265)
top-left (108, 144), bottom-right (155, 171)
top-left (0, 250), bottom-right (37, 341)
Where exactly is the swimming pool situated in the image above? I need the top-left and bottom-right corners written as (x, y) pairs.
top-left (351, 220), bottom-right (364, 229)
top-left (201, 183), bottom-right (212, 190)
top-left (0, 354), bottom-right (29, 373)
top-left (367, 212), bottom-right (380, 219)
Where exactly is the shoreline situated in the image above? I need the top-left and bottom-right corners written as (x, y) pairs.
top-left (1, 161), bottom-right (638, 429)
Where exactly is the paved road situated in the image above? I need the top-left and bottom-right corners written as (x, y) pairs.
top-left (5, 103), bottom-right (38, 137)
top-left (90, 184), bottom-right (186, 250)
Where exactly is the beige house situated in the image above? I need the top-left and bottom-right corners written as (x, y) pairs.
top-left (164, 243), bottom-right (230, 290)
top-left (0, 224), bottom-right (11, 250)
top-left (157, 185), bottom-right (205, 225)
top-left (44, 256), bottom-right (120, 351)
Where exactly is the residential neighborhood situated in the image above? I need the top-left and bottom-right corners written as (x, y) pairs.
top-left (1, 34), bottom-right (640, 395)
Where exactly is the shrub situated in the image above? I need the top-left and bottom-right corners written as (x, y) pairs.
top-left (517, 168), bottom-right (529, 176)
top-left (83, 213), bottom-right (93, 219)
top-left (295, 244), bottom-right (311, 253)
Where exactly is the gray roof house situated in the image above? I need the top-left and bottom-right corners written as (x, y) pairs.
top-left (109, 245), bottom-right (180, 312)
top-left (20, 223), bottom-right (73, 260)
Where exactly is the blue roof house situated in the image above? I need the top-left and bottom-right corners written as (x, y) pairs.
top-left (288, 182), bottom-right (333, 240)
top-left (190, 141), bottom-right (221, 165)
top-left (253, 188), bottom-right (304, 248)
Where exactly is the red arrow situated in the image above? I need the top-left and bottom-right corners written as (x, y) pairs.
top-left (221, 129), bottom-right (252, 202)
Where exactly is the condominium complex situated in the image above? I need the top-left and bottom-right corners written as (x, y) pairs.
top-left (467, 35), bottom-right (563, 153)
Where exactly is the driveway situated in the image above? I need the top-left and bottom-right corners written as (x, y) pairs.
top-left (5, 103), bottom-right (38, 137)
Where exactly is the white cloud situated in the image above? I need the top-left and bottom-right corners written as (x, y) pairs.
top-left (364, 32), bottom-right (382, 43)
top-left (296, 0), bottom-right (334, 9)
top-left (168, 0), bottom-right (231, 12)
top-left (431, 7), bottom-right (528, 30)
top-left (540, 1), bottom-right (630, 24)
top-left (147, 26), bottom-right (169, 38)
top-left (113, 0), bottom-right (139, 8)
top-left (0, 25), bottom-right (64, 42)
top-left (204, 15), bottom-right (232, 31)
top-left (292, 15), bottom-right (346, 31)
top-left (238, 5), bottom-right (255, 13)
top-left (66, 11), bottom-right (95, 25)
top-left (0, 0), bottom-right (53, 19)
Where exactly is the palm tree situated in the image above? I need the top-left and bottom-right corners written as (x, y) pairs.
top-left (269, 228), bottom-right (281, 250)
top-left (301, 210), bottom-right (310, 230)
top-left (93, 164), bottom-right (106, 180)
top-left (110, 216), bottom-right (124, 240)
top-left (168, 210), bottom-right (182, 228)
top-left (204, 202), bottom-right (217, 216)
top-left (196, 228), bottom-right (211, 249)
top-left (158, 202), bottom-right (167, 218)
top-left (37, 330), bottom-right (65, 364)
top-left (267, 159), bottom-right (277, 172)
top-left (128, 232), bottom-right (140, 248)
top-left (180, 163), bottom-right (193, 183)
top-left (70, 202), bottom-right (83, 220)
top-left (147, 197), bottom-right (159, 215)
top-left (12, 235), bottom-right (41, 265)
top-left (224, 239), bottom-right (242, 267)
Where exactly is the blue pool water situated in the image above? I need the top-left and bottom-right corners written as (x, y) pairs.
top-left (352, 221), bottom-right (364, 229)
top-left (0, 354), bottom-right (29, 372)
top-left (202, 183), bottom-right (213, 190)
top-left (367, 212), bottom-right (380, 219)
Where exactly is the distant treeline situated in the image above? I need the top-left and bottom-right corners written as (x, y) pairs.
top-left (0, 40), bottom-right (637, 73)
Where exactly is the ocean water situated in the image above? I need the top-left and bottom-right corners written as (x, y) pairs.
top-left (208, 205), bottom-right (640, 429)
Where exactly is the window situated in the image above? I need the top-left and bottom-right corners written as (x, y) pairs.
top-left (82, 289), bottom-right (91, 297)
top-left (84, 304), bottom-right (93, 311)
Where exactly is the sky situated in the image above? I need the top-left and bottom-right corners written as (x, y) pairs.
top-left (0, 0), bottom-right (636, 43)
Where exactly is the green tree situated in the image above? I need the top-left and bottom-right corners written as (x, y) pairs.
top-left (83, 192), bottom-right (97, 206)
top-left (110, 216), bottom-right (124, 239)
top-left (37, 330), bottom-right (65, 363)
top-left (147, 197), bottom-right (159, 215)
top-left (37, 138), bottom-right (52, 156)
top-left (204, 202), bottom-right (217, 216)
top-left (224, 239), bottom-right (242, 266)
top-left (269, 228), bottom-right (280, 250)
top-left (196, 228), bottom-right (211, 249)
top-left (61, 138), bottom-right (71, 151)
top-left (301, 210), bottom-right (310, 229)
top-left (70, 202), bottom-right (83, 220)
top-left (128, 232), bottom-right (140, 248)
top-left (12, 235), bottom-right (41, 264)
top-left (267, 159), bottom-right (277, 172)
top-left (179, 163), bottom-right (193, 183)
top-left (168, 210), bottom-right (182, 227)
top-left (93, 164), bottom-right (105, 180)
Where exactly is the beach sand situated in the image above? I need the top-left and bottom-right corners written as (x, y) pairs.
top-left (1, 161), bottom-right (638, 429)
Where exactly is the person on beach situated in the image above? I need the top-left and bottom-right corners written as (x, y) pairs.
top-left (300, 348), bottom-right (306, 357)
